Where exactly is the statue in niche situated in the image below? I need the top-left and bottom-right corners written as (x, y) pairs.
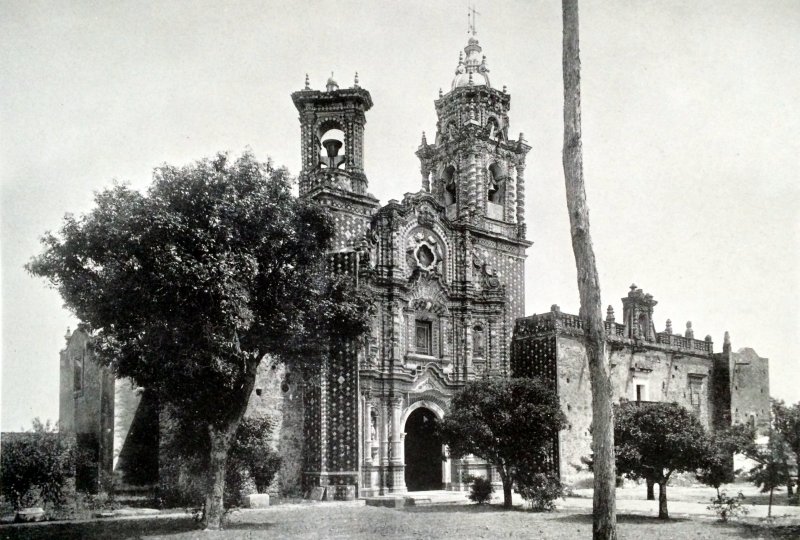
top-left (473, 325), bottom-right (485, 357)
top-left (370, 412), bottom-right (377, 441)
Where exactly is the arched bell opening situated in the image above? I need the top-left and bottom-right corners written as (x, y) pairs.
top-left (403, 407), bottom-right (443, 491)
top-left (487, 163), bottom-right (506, 220)
top-left (317, 124), bottom-right (346, 170)
top-left (442, 165), bottom-right (457, 207)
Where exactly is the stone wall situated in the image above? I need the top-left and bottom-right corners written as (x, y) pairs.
top-left (58, 328), bottom-right (115, 491)
top-left (245, 358), bottom-right (305, 496)
top-left (729, 348), bottom-right (770, 434)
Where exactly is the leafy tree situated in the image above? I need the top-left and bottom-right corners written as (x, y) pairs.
top-left (697, 423), bottom-right (756, 497)
top-left (772, 399), bottom-right (799, 499)
top-left (746, 430), bottom-right (793, 517)
top-left (614, 402), bottom-right (708, 519)
top-left (0, 419), bottom-right (76, 511)
top-left (27, 152), bottom-right (371, 529)
top-left (562, 0), bottom-right (617, 537)
top-left (438, 377), bottom-right (566, 508)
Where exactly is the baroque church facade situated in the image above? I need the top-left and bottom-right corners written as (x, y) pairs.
top-left (59, 35), bottom-right (770, 499)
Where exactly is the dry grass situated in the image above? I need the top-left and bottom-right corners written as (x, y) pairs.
top-left (2, 503), bottom-right (799, 539)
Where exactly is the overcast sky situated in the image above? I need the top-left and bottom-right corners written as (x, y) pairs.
top-left (2, 0), bottom-right (798, 430)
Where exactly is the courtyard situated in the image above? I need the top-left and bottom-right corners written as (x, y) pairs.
top-left (2, 485), bottom-right (798, 540)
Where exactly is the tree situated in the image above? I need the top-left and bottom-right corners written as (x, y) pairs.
top-left (561, 0), bottom-right (617, 537)
top-left (27, 152), bottom-right (371, 529)
top-left (746, 430), bottom-right (792, 517)
top-left (0, 419), bottom-right (76, 511)
top-left (772, 399), bottom-right (799, 499)
top-left (615, 402), bottom-right (708, 519)
top-left (696, 423), bottom-right (756, 498)
top-left (438, 378), bottom-right (566, 508)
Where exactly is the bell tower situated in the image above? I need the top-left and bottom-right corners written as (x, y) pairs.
top-left (292, 73), bottom-right (380, 250)
top-left (415, 34), bottom-right (530, 240)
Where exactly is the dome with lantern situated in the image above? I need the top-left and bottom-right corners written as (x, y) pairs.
top-left (451, 36), bottom-right (491, 89)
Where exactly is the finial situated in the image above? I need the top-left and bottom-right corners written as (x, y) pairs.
top-left (439, 88), bottom-right (443, 98)
top-left (467, 5), bottom-right (480, 36)
top-left (458, 51), bottom-right (464, 64)
top-left (421, 131), bottom-right (427, 145)
top-left (354, 71), bottom-right (359, 87)
top-left (665, 319), bottom-right (673, 334)
top-left (64, 326), bottom-right (72, 341)
top-left (684, 321), bottom-right (694, 339)
top-left (304, 73), bottom-right (310, 90)
top-left (550, 304), bottom-right (560, 313)
top-left (630, 283), bottom-right (637, 291)
top-left (325, 72), bottom-right (339, 92)
top-left (606, 305), bottom-right (615, 323)
top-left (479, 55), bottom-right (489, 73)
top-left (468, 72), bottom-right (474, 85)
top-left (704, 335), bottom-right (713, 342)
top-left (723, 331), bottom-right (731, 353)
top-left (502, 84), bottom-right (507, 93)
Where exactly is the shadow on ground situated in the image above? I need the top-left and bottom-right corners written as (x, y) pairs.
top-left (0, 517), bottom-right (200, 540)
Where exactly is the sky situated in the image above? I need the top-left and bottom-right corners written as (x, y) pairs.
top-left (1, 0), bottom-right (798, 430)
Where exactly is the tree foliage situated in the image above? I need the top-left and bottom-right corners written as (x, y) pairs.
top-left (696, 423), bottom-right (755, 495)
top-left (438, 377), bottom-right (566, 508)
top-left (28, 152), bottom-right (333, 418)
top-left (615, 402), bottom-right (708, 519)
top-left (26, 152), bottom-right (372, 528)
top-left (0, 419), bottom-right (76, 511)
top-left (772, 399), bottom-right (799, 500)
top-left (745, 430), bottom-right (793, 517)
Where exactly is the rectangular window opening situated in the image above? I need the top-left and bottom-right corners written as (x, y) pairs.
top-left (415, 320), bottom-right (432, 356)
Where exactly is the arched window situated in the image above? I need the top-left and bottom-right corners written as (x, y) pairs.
top-left (442, 166), bottom-right (457, 207)
top-left (317, 122), bottom-right (345, 169)
top-left (487, 163), bottom-right (505, 220)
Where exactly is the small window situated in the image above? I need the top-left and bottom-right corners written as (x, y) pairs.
top-left (635, 384), bottom-right (645, 402)
top-left (415, 320), bottom-right (432, 355)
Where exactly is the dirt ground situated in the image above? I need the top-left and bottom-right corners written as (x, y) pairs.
top-left (1, 503), bottom-right (799, 540)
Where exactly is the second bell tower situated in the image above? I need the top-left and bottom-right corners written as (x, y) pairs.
top-left (292, 73), bottom-right (380, 250)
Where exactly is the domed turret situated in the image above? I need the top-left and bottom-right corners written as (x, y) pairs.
top-left (451, 36), bottom-right (490, 89)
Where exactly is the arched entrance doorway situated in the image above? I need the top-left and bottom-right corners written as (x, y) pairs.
top-left (404, 407), bottom-right (442, 491)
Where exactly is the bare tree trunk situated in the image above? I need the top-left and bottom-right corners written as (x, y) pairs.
top-left (658, 481), bottom-right (669, 519)
top-left (768, 486), bottom-right (774, 518)
top-left (203, 357), bottom-right (259, 530)
top-left (562, 1), bottom-right (617, 538)
top-left (646, 477), bottom-right (655, 500)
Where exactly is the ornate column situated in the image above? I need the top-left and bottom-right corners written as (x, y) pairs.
top-left (389, 396), bottom-right (406, 493)
top-left (362, 394), bottom-right (373, 466)
top-left (506, 163), bottom-right (517, 224)
top-left (515, 161), bottom-right (526, 230)
top-left (389, 397), bottom-right (403, 464)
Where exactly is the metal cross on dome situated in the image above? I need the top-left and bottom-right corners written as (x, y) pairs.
top-left (467, 4), bottom-right (480, 36)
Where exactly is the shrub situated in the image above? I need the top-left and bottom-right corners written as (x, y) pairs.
top-left (516, 472), bottom-right (564, 512)
top-left (0, 419), bottom-right (76, 511)
top-left (708, 490), bottom-right (749, 522)
top-left (466, 475), bottom-right (494, 504)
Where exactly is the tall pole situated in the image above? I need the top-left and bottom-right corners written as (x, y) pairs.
top-left (561, 1), bottom-right (618, 538)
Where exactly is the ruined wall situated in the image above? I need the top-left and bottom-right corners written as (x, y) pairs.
top-left (729, 348), bottom-right (770, 434)
top-left (556, 335), bottom-right (716, 481)
top-left (58, 328), bottom-right (115, 490)
top-left (245, 358), bottom-right (305, 496)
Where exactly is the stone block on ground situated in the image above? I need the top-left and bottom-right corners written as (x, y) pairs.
top-left (15, 508), bottom-right (45, 522)
top-left (245, 493), bottom-right (270, 508)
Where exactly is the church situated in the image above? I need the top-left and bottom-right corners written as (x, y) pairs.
top-left (59, 33), bottom-right (770, 500)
